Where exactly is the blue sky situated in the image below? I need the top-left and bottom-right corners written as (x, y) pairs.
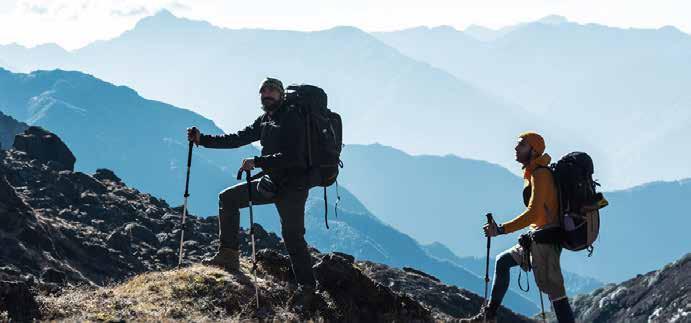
top-left (0, 0), bottom-right (689, 49)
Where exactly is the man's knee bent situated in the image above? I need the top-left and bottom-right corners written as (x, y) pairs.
top-left (495, 250), bottom-right (516, 272)
top-left (219, 186), bottom-right (243, 210)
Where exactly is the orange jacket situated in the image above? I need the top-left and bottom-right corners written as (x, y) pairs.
top-left (502, 154), bottom-right (560, 234)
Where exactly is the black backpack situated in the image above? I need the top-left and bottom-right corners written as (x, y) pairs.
top-left (284, 84), bottom-right (343, 228)
top-left (534, 152), bottom-right (608, 255)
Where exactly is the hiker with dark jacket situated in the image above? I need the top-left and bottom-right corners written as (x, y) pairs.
top-left (187, 77), bottom-right (316, 305)
top-left (461, 132), bottom-right (575, 323)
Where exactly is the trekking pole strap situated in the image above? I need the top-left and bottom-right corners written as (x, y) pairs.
top-left (324, 187), bottom-right (329, 229)
top-left (518, 268), bottom-right (530, 292)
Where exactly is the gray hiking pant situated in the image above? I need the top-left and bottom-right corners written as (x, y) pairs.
top-left (217, 179), bottom-right (315, 287)
top-left (490, 241), bottom-right (567, 304)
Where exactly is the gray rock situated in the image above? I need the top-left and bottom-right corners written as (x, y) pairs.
top-left (12, 126), bottom-right (76, 171)
top-left (124, 223), bottom-right (160, 247)
top-left (93, 168), bottom-right (122, 183)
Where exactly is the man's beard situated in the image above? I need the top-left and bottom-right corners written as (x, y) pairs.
top-left (516, 151), bottom-right (531, 164)
top-left (261, 98), bottom-right (281, 112)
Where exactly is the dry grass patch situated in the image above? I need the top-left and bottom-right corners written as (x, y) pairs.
top-left (39, 261), bottom-right (298, 321)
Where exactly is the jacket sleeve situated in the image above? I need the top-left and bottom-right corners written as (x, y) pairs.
top-left (253, 111), bottom-right (306, 169)
top-left (199, 116), bottom-right (262, 149)
top-left (501, 169), bottom-right (550, 234)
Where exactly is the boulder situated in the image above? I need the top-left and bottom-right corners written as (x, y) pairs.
top-left (314, 252), bottom-right (431, 322)
top-left (124, 223), bottom-right (160, 247)
top-left (93, 168), bottom-right (122, 183)
top-left (12, 126), bottom-right (76, 171)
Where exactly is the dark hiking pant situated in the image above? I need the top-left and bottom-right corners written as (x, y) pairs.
top-left (217, 179), bottom-right (314, 287)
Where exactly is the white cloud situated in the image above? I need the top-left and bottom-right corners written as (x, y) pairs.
top-left (0, 0), bottom-right (177, 49)
top-left (0, 0), bottom-right (689, 50)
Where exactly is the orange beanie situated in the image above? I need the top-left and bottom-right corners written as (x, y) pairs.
top-left (519, 131), bottom-right (546, 155)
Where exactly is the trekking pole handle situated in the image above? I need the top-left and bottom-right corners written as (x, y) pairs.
top-left (485, 213), bottom-right (494, 226)
top-left (186, 141), bottom-right (193, 167)
top-left (236, 168), bottom-right (253, 181)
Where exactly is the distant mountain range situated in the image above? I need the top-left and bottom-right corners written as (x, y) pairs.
top-left (0, 67), bottom-right (253, 217)
top-left (374, 16), bottom-right (691, 189)
top-left (0, 9), bottom-right (535, 177)
top-left (3, 12), bottom-right (688, 189)
top-left (340, 143), bottom-right (524, 255)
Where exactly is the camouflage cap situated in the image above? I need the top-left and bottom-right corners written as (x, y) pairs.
top-left (259, 77), bottom-right (285, 97)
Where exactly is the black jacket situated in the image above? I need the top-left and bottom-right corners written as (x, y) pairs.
top-left (200, 103), bottom-right (308, 188)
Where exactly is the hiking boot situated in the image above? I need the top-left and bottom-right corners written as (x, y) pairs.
top-left (202, 248), bottom-right (240, 271)
top-left (460, 301), bottom-right (499, 323)
top-left (289, 284), bottom-right (317, 311)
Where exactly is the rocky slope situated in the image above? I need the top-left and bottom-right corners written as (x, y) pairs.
top-left (0, 127), bottom-right (531, 322)
top-left (560, 253), bottom-right (690, 323)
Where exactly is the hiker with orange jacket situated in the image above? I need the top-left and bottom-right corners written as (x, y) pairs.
top-left (461, 132), bottom-right (575, 323)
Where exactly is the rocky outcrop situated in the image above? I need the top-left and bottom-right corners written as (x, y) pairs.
top-left (562, 253), bottom-right (690, 323)
top-left (314, 252), bottom-right (431, 321)
top-left (0, 128), bottom-right (531, 321)
top-left (361, 261), bottom-right (534, 322)
top-left (12, 126), bottom-right (76, 171)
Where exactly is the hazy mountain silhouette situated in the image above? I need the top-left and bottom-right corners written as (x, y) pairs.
top-left (340, 143), bottom-right (523, 255)
top-left (0, 67), bottom-right (254, 217)
top-left (0, 111), bottom-right (28, 149)
top-left (375, 17), bottom-right (691, 189)
top-left (585, 178), bottom-right (691, 282)
top-left (0, 9), bottom-right (534, 171)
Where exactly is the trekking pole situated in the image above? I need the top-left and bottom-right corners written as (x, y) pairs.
top-left (537, 284), bottom-right (547, 323)
top-left (178, 139), bottom-right (194, 268)
top-left (237, 169), bottom-right (260, 310)
top-left (484, 213), bottom-right (494, 322)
